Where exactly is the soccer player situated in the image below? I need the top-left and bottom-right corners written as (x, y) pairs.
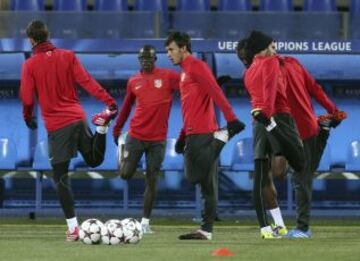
top-left (237, 31), bottom-right (347, 238)
top-left (112, 45), bottom-right (179, 234)
top-left (165, 32), bottom-right (245, 240)
top-left (20, 20), bottom-right (118, 241)
top-left (237, 31), bottom-right (305, 239)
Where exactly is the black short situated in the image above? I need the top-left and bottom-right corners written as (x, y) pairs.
top-left (48, 120), bottom-right (93, 165)
top-left (184, 133), bottom-right (220, 184)
top-left (122, 135), bottom-right (166, 175)
top-left (253, 121), bottom-right (281, 160)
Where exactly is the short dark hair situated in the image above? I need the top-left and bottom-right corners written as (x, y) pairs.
top-left (236, 38), bottom-right (254, 67)
top-left (165, 31), bottom-right (192, 53)
top-left (139, 45), bottom-right (157, 59)
top-left (26, 20), bottom-right (49, 43)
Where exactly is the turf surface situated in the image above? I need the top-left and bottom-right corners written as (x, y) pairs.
top-left (0, 219), bottom-right (359, 261)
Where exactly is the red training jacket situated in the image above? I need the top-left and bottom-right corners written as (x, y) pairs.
top-left (113, 67), bottom-right (179, 141)
top-left (244, 55), bottom-right (291, 117)
top-left (20, 42), bottom-right (116, 132)
top-left (282, 56), bottom-right (338, 140)
top-left (179, 55), bottom-right (237, 135)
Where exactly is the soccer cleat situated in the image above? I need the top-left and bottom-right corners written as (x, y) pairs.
top-left (92, 107), bottom-right (118, 126)
top-left (272, 225), bottom-right (288, 236)
top-left (178, 229), bottom-right (212, 240)
top-left (261, 230), bottom-right (282, 239)
top-left (141, 223), bottom-right (155, 234)
top-left (286, 228), bottom-right (312, 238)
top-left (66, 227), bottom-right (80, 242)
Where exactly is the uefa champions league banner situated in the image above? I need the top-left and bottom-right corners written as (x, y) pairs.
top-left (0, 39), bottom-right (359, 53)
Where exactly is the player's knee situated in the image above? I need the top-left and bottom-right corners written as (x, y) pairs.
top-left (119, 168), bottom-right (134, 180)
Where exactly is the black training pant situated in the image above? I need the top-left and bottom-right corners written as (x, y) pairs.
top-left (184, 134), bottom-right (225, 233)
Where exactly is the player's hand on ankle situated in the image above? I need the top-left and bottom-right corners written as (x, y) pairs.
top-left (25, 117), bottom-right (37, 130)
top-left (227, 119), bottom-right (245, 136)
top-left (330, 110), bottom-right (347, 128)
top-left (175, 138), bottom-right (185, 154)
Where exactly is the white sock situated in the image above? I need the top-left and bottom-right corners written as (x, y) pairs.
top-left (96, 125), bottom-right (108, 134)
top-left (261, 225), bottom-right (273, 233)
top-left (141, 217), bottom-right (150, 225)
top-left (214, 129), bottom-right (229, 143)
top-left (269, 207), bottom-right (285, 227)
top-left (66, 217), bottom-right (79, 233)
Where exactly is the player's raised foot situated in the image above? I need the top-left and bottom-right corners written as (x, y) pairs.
top-left (214, 128), bottom-right (229, 143)
top-left (141, 223), bottom-right (155, 234)
top-left (272, 225), bottom-right (288, 236)
top-left (66, 227), bottom-right (80, 242)
top-left (286, 228), bottom-right (312, 239)
top-left (178, 229), bottom-right (212, 240)
top-left (92, 106), bottom-right (118, 126)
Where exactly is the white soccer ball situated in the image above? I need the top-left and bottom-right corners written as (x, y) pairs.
top-left (79, 218), bottom-right (105, 245)
top-left (102, 219), bottom-right (124, 245)
top-left (121, 218), bottom-right (143, 244)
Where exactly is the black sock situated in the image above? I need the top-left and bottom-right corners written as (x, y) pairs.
top-left (52, 161), bottom-right (75, 219)
top-left (253, 159), bottom-right (270, 228)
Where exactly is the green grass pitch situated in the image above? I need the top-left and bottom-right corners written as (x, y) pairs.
top-left (0, 218), bottom-right (359, 261)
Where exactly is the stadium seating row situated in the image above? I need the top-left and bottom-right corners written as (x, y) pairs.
top-left (3, 11), bottom-right (357, 40)
top-left (0, 51), bottom-right (359, 172)
top-left (7, 0), bottom-right (360, 12)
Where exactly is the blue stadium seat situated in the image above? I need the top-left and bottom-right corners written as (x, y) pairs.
top-left (172, 13), bottom-right (212, 38)
top-left (230, 138), bottom-right (254, 171)
top-left (0, 138), bottom-right (17, 170)
top-left (215, 0), bottom-right (253, 40)
top-left (53, 0), bottom-right (86, 11)
top-left (218, 0), bottom-right (251, 11)
top-left (316, 144), bottom-right (332, 172)
top-left (291, 55), bottom-right (360, 81)
top-left (303, 0), bottom-right (337, 12)
top-left (77, 53), bottom-right (181, 80)
top-left (33, 140), bottom-right (51, 171)
top-left (77, 53), bottom-right (140, 80)
top-left (218, 98), bottom-right (253, 167)
top-left (0, 99), bottom-right (31, 166)
top-left (346, 140), bottom-right (360, 171)
top-left (259, 0), bottom-right (293, 11)
top-left (0, 53), bottom-right (24, 80)
top-left (214, 53), bottom-right (246, 79)
top-left (162, 139), bottom-right (184, 171)
top-left (351, 0), bottom-right (360, 12)
top-left (134, 0), bottom-right (168, 37)
top-left (134, 0), bottom-right (167, 11)
top-left (94, 0), bottom-right (128, 10)
top-left (50, 0), bottom-right (87, 38)
top-left (92, 0), bottom-right (128, 38)
top-left (350, 0), bottom-right (360, 39)
top-left (213, 12), bottom-right (290, 39)
top-left (11, 0), bottom-right (43, 11)
top-left (176, 0), bottom-right (210, 11)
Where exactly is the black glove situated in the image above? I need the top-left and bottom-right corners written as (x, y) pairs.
top-left (227, 119), bottom-right (246, 137)
top-left (108, 103), bottom-right (118, 119)
top-left (113, 134), bottom-right (119, 146)
top-left (251, 109), bottom-right (271, 126)
top-left (216, 75), bottom-right (232, 86)
top-left (175, 139), bottom-right (185, 154)
top-left (25, 117), bottom-right (37, 130)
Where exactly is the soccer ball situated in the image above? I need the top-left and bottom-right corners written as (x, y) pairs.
top-left (79, 218), bottom-right (105, 245)
top-left (121, 218), bottom-right (143, 244)
top-left (102, 219), bottom-right (124, 245)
